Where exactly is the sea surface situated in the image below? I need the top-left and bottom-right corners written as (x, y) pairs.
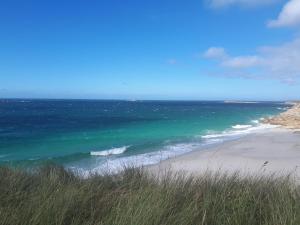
top-left (0, 99), bottom-right (288, 174)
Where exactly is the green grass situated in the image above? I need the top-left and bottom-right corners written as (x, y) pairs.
top-left (0, 165), bottom-right (299, 225)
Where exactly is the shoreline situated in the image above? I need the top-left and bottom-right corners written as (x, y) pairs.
top-left (84, 106), bottom-right (291, 175)
top-left (83, 122), bottom-right (281, 175)
top-left (148, 103), bottom-right (300, 180)
top-left (263, 102), bottom-right (300, 129)
top-left (148, 127), bottom-right (300, 181)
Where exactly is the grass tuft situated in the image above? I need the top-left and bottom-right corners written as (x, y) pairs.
top-left (0, 165), bottom-right (299, 225)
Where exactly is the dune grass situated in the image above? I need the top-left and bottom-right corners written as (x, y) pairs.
top-left (0, 165), bottom-right (299, 225)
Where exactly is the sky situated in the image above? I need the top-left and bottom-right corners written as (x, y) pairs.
top-left (0, 0), bottom-right (300, 101)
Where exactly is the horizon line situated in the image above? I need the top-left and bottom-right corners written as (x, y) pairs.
top-left (0, 97), bottom-right (291, 103)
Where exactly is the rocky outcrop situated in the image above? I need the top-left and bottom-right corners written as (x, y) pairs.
top-left (263, 103), bottom-right (300, 129)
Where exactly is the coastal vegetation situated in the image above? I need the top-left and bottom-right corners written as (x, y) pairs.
top-left (0, 165), bottom-right (299, 225)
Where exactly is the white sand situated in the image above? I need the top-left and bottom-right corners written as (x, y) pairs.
top-left (149, 128), bottom-right (300, 180)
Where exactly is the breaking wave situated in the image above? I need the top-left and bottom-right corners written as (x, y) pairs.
top-left (90, 146), bottom-right (130, 156)
top-left (232, 124), bottom-right (253, 129)
top-left (78, 121), bottom-right (279, 176)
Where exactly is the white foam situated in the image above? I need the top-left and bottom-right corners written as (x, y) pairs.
top-left (78, 121), bottom-right (279, 176)
top-left (202, 123), bottom-right (278, 140)
top-left (232, 124), bottom-right (253, 129)
top-left (224, 101), bottom-right (260, 104)
top-left (80, 142), bottom-right (210, 176)
top-left (90, 146), bottom-right (130, 156)
top-left (203, 138), bottom-right (224, 145)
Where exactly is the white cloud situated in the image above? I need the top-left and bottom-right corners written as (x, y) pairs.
top-left (268, 0), bottom-right (300, 27)
top-left (203, 47), bottom-right (227, 59)
top-left (204, 38), bottom-right (300, 84)
top-left (221, 56), bottom-right (263, 68)
top-left (204, 47), bottom-right (263, 68)
top-left (207, 0), bottom-right (279, 8)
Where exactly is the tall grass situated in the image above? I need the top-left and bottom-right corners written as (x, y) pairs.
top-left (0, 165), bottom-right (299, 225)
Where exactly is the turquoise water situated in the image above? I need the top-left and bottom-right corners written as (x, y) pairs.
top-left (0, 99), bottom-right (287, 172)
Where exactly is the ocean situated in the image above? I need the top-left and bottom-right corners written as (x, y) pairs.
top-left (0, 99), bottom-right (288, 174)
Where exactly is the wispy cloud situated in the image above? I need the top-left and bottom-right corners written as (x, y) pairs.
top-left (204, 47), bottom-right (263, 68)
top-left (203, 47), bottom-right (227, 59)
top-left (221, 56), bottom-right (263, 68)
top-left (167, 59), bottom-right (178, 65)
top-left (207, 0), bottom-right (279, 8)
top-left (268, 0), bottom-right (300, 28)
top-left (204, 38), bottom-right (300, 84)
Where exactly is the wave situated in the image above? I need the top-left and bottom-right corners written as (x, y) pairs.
top-left (79, 142), bottom-right (207, 176)
top-left (202, 123), bottom-right (278, 140)
top-left (232, 124), bottom-right (253, 129)
top-left (277, 107), bottom-right (290, 111)
top-left (0, 154), bottom-right (7, 159)
top-left (90, 146), bottom-right (130, 156)
top-left (277, 107), bottom-right (288, 110)
top-left (76, 121), bottom-right (279, 176)
top-left (77, 137), bottom-right (230, 176)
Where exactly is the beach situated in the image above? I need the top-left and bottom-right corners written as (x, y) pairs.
top-left (150, 103), bottom-right (300, 180)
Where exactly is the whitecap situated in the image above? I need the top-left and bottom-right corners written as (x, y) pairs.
top-left (202, 123), bottom-right (279, 141)
top-left (224, 101), bottom-right (260, 104)
top-left (82, 142), bottom-right (203, 175)
top-left (232, 124), bottom-right (253, 129)
top-left (76, 119), bottom-right (280, 176)
top-left (90, 146), bottom-right (130, 156)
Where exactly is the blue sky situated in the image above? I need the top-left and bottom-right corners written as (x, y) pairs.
top-left (0, 0), bottom-right (300, 100)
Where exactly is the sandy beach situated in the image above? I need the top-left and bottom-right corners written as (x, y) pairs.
top-left (150, 103), bottom-right (300, 180)
top-left (150, 128), bottom-right (300, 180)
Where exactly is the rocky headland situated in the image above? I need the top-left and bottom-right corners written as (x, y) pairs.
top-left (263, 102), bottom-right (300, 129)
